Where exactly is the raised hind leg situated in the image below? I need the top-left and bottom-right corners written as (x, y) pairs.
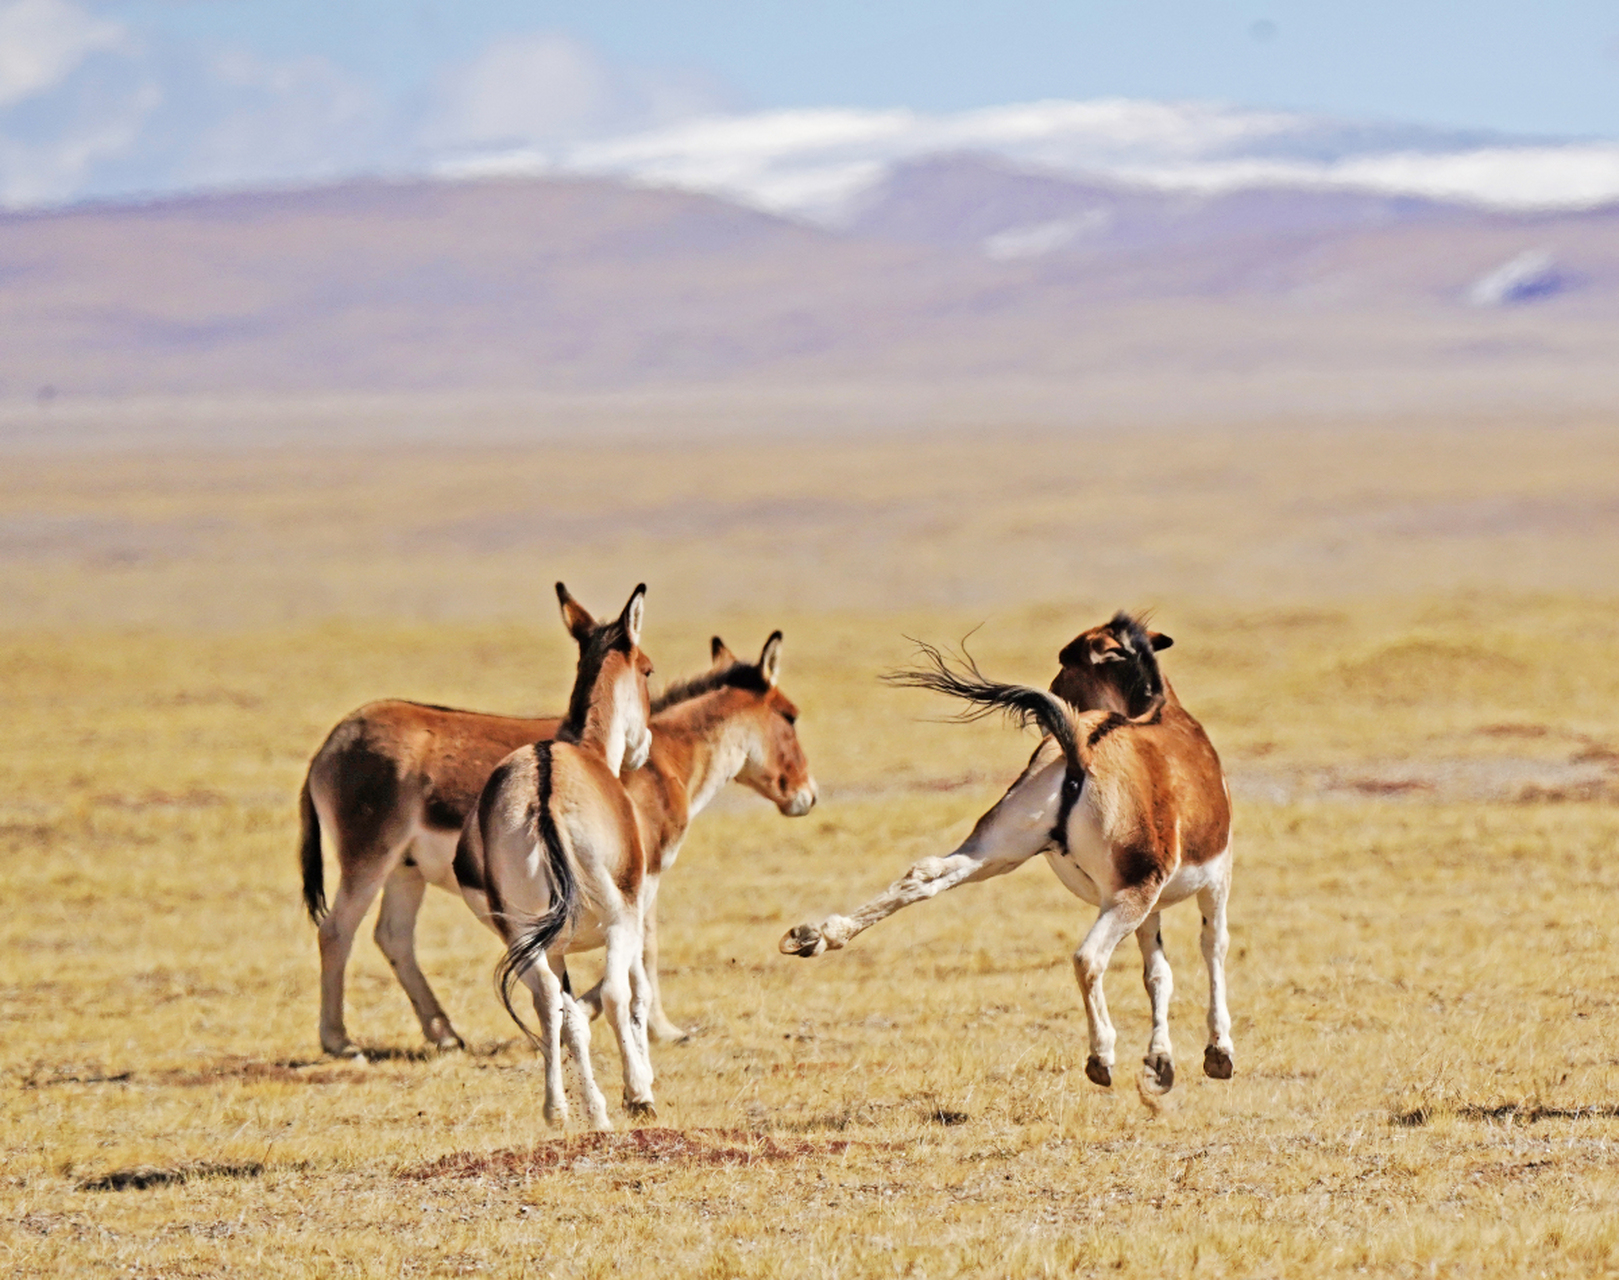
top-left (373, 864), bottom-right (463, 1051)
top-left (1198, 872), bottom-right (1235, 1079)
top-left (318, 848), bottom-right (402, 1057)
top-left (1136, 911), bottom-right (1175, 1093)
top-left (1073, 895), bottom-right (1155, 1088)
top-left (601, 921), bottom-right (655, 1120)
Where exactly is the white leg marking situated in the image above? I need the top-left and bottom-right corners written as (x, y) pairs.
top-left (555, 957), bottom-right (610, 1131)
top-left (642, 904), bottom-right (688, 1044)
top-left (1074, 898), bottom-right (1153, 1088)
top-left (1136, 911), bottom-right (1175, 1093)
top-left (519, 959), bottom-right (569, 1128)
top-left (1198, 869), bottom-right (1235, 1079)
top-left (601, 923), bottom-right (655, 1118)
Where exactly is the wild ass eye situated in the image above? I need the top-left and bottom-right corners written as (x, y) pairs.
top-left (781, 710), bottom-right (797, 725)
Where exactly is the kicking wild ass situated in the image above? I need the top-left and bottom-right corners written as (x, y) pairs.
top-left (781, 613), bottom-right (1233, 1094)
top-left (455, 582), bottom-right (657, 1128)
top-left (301, 622), bottom-right (814, 1058)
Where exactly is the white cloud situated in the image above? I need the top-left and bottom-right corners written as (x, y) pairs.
top-left (422, 31), bottom-right (729, 155)
top-left (0, 0), bottom-right (124, 108)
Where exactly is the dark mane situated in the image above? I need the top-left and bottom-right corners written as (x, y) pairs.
top-left (559, 615), bottom-right (632, 743)
top-left (651, 661), bottom-right (769, 715)
top-left (1107, 611), bottom-right (1165, 714)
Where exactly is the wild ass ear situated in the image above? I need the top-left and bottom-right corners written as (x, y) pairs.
top-left (1149, 631), bottom-right (1174, 651)
top-left (619, 583), bottom-right (647, 648)
top-left (556, 582), bottom-right (596, 644)
top-left (758, 631), bottom-right (784, 687)
top-left (1089, 636), bottom-right (1127, 665)
top-left (710, 636), bottom-right (737, 667)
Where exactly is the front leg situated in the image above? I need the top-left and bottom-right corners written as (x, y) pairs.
top-left (781, 753), bottom-right (1063, 957)
top-left (642, 902), bottom-right (689, 1044)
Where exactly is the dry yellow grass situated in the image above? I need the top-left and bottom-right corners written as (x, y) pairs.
top-left (3, 420), bottom-right (1619, 1276)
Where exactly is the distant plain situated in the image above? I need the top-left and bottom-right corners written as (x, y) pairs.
top-left (2, 403), bottom-right (1617, 1276)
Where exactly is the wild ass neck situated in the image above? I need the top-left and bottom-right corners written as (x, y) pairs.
top-left (628, 694), bottom-right (758, 869)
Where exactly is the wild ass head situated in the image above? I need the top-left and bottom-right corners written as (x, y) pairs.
top-left (1050, 612), bottom-right (1171, 717)
top-left (652, 631), bottom-right (817, 816)
top-left (556, 582), bottom-right (654, 776)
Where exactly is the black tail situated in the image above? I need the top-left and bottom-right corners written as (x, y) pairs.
top-left (885, 639), bottom-right (1081, 773)
top-left (492, 744), bottom-right (578, 1044)
top-left (298, 780), bottom-right (326, 924)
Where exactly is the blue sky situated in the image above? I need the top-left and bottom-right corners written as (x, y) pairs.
top-left (3, 1), bottom-right (1618, 209)
top-left (110, 1), bottom-right (1619, 136)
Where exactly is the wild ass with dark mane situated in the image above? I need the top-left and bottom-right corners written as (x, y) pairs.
top-left (300, 625), bottom-right (814, 1058)
top-left (454, 582), bottom-right (656, 1128)
top-left (781, 613), bottom-right (1233, 1094)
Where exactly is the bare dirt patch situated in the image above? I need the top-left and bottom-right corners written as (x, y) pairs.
top-left (400, 1128), bottom-right (866, 1181)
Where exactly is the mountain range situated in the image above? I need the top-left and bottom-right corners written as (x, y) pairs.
top-left (1, 149), bottom-right (1617, 418)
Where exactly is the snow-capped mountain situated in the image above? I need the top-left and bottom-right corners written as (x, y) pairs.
top-left (439, 99), bottom-right (1619, 222)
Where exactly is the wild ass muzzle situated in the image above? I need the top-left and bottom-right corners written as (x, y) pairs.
top-left (300, 626), bottom-right (815, 1059)
top-left (781, 613), bottom-right (1233, 1095)
top-left (454, 582), bottom-right (656, 1129)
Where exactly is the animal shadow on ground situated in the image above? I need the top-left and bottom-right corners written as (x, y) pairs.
top-left (400, 1128), bottom-right (870, 1181)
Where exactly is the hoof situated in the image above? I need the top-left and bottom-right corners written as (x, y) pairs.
top-left (1085, 1055), bottom-right (1113, 1088)
top-left (426, 1018), bottom-right (465, 1052)
top-left (1143, 1053), bottom-right (1175, 1094)
top-left (1203, 1045), bottom-right (1234, 1080)
top-left (322, 1040), bottom-right (366, 1062)
top-left (779, 924), bottom-right (825, 957)
top-left (543, 1106), bottom-right (567, 1129)
top-left (650, 1022), bottom-right (691, 1046)
top-left (624, 1099), bottom-right (657, 1123)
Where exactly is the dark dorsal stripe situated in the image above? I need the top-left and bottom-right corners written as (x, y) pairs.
top-left (559, 618), bottom-right (632, 744)
top-left (1049, 768), bottom-right (1086, 856)
top-left (650, 661), bottom-right (769, 715)
top-left (1086, 712), bottom-right (1126, 750)
top-left (493, 743), bottom-right (580, 1044)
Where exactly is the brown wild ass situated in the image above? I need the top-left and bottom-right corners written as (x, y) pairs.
top-left (454, 582), bottom-right (656, 1128)
top-left (781, 613), bottom-right (1232, 1094)
top-left (300, 611), bottom-right (815, 1058)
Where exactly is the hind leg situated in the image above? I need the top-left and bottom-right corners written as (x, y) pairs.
top-left (1136, 912), bottom-right (1175, 1093)
top-left (1198, 873), bottom-right (1235, 1079)
top-left (575, 906), bottom-right (686, 1043)
top-left (318, 853), bottom-right (400, 1057)
top-left (554, 957), bottom-right (611, 1131)
top-left (517, 958), bottom-right (570, 1127)
top-left (1073, 896), bottom-right (1154, 1088)
top-left (601, 922), bottom-right (655, 1120)
top-left (373, 864), bottom-right (463, 1051)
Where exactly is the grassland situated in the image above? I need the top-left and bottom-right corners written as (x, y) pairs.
top-left (2, 416), bottom-right (1618, 1276)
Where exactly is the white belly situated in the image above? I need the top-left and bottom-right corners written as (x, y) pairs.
top-left (1040, 785), bottom-right (1113, 905)
top-left (410, 827), bottom-right (461, 892)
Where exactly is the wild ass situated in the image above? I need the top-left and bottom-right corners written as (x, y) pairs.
top-left (454, 582), bottom-right (656, 1128)
top-left (781, 613), bottom-right (1233, 1094)
top-left (578, 631), bottom-right (816, 1039)
top-left (301, 618), bottom-right (814, 1057)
